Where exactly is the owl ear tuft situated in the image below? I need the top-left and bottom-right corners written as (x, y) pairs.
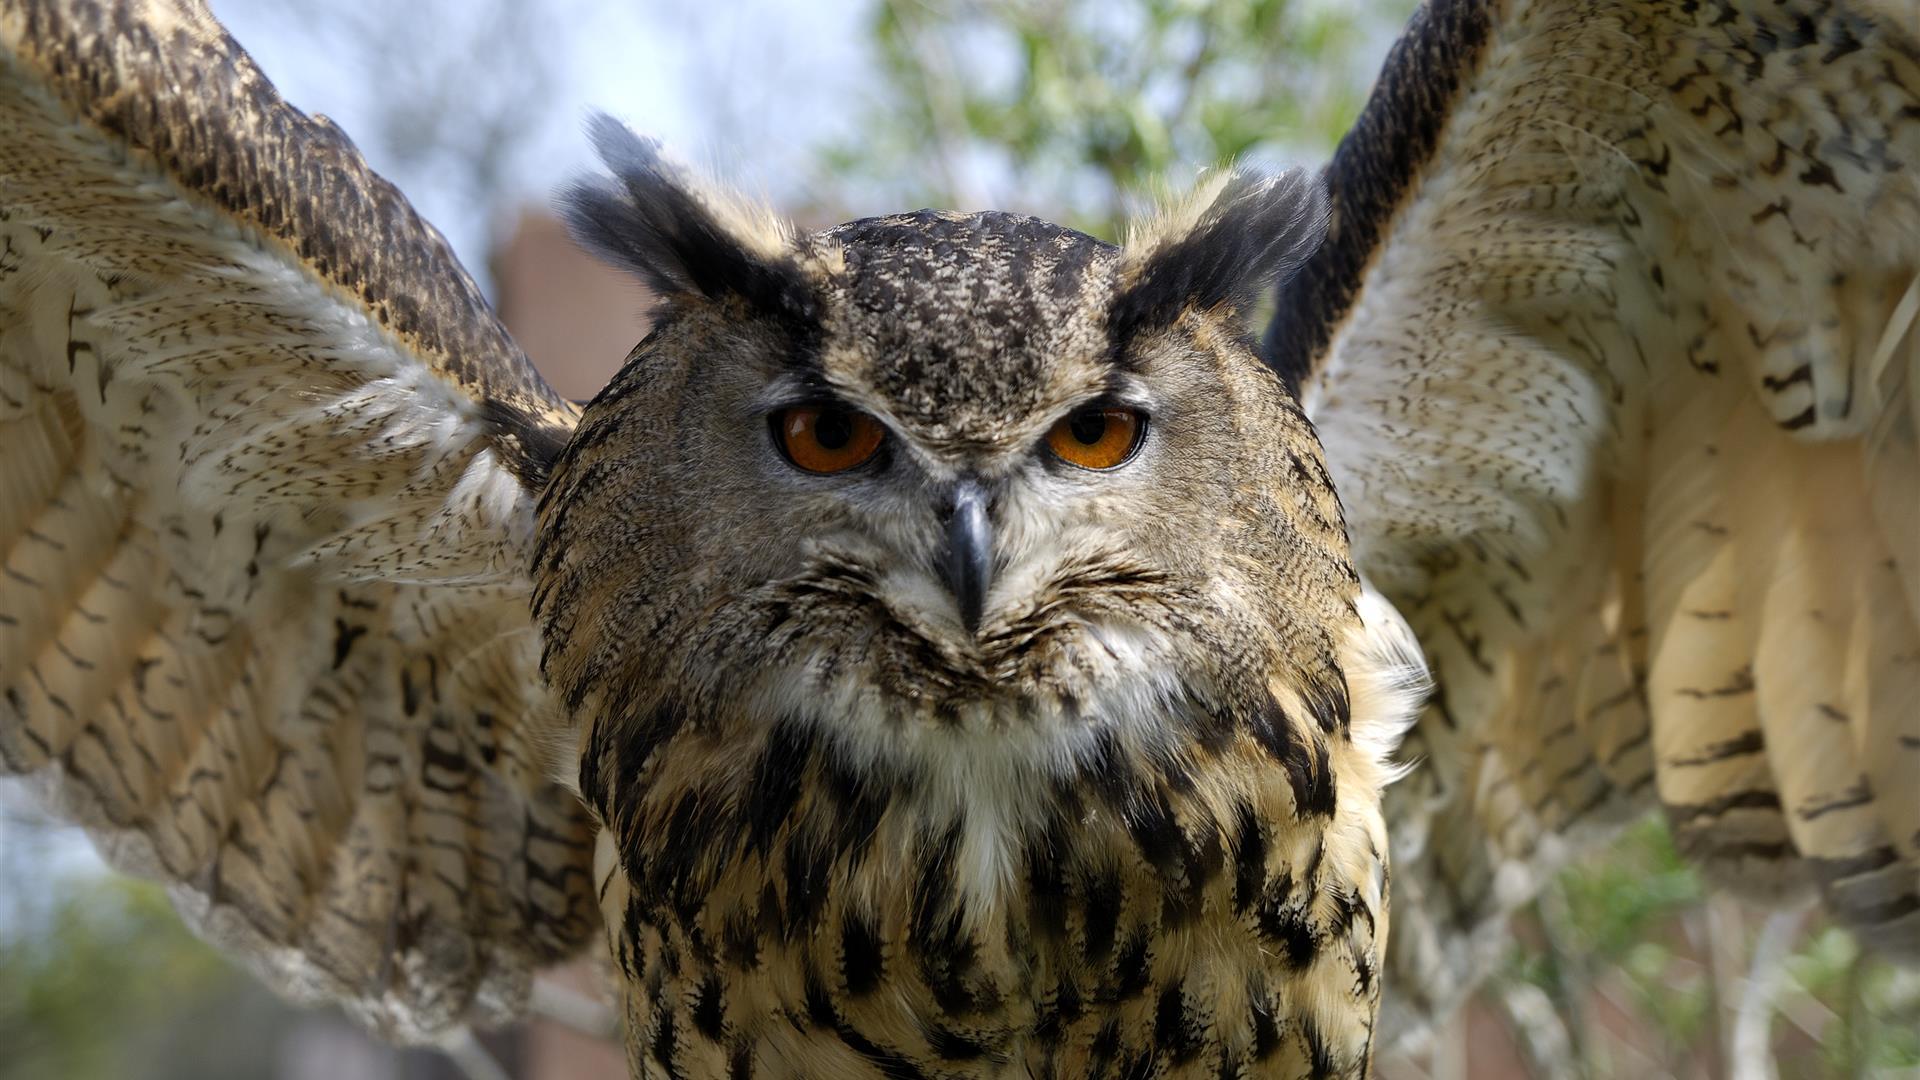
top-left (562, 115), bottom-right (820, 323)
top-left (1110, 168), bottom-right (1328, 338)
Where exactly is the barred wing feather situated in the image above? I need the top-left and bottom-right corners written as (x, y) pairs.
top-left (1267, 0), bottom-right (1920, 1039)
top-left (0, 0), bottom-right (594, 1040)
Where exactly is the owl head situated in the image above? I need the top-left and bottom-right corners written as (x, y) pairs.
top-left (534, 119), bottom-right (1421, 881)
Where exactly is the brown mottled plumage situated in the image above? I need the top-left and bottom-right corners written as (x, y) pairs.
top-left (0, 0), bottom-right (593, 1040)
top-left (3, 0), bottom-right (1920, 1076)
top-left (540, 131), bottom-right (1417, 1076)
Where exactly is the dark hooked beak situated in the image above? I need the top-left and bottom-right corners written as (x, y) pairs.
top-left (943, 480), bottom-right (993, 636)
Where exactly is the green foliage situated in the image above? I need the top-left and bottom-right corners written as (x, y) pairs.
top-left (0, 867), bottom-right (238, 1079)
top-left (822, 0), bottom-right (1415, 239)
top-left (1500, 820), bottom-right (1713, 1063)
top-left (1788, 926), bottom-right (1920, 1075)
top-left (1492, 817), bottom-right (1920, 1076)
top-left (1553, 817), bottom-right (1704, 959)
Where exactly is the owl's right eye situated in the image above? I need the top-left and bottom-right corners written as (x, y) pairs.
top-left (1046, 406), bottom-right (1144, 470)
top-left (772, 406), bottom-right (886, 473)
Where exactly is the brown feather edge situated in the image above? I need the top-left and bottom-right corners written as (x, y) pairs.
top-left (0, 0), bottom-right (577, 487)
top-left (1262, 0), bottom-right (1499, 393)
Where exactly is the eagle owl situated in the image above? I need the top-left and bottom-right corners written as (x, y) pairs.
top-left (3, 0), bottom-right (1918, 1078)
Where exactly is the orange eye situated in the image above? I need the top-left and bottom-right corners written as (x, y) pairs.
top-left (1046, 407), bottom-right (1144, 470)
top-left (774, 406), bottom-right (886, 473)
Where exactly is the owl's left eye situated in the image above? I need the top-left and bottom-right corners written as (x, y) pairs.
top-left (1046, 407), bottom-right (1145, 470)
top-left (772, 406), bottom-right (886, 473)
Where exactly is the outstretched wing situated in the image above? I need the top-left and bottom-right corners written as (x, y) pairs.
top-left (0, 0), bottom-right (595, 1039)
top-left (1267, 0), bottom-right (1920, 1040)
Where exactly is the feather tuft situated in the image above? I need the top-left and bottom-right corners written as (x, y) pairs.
top-left (1111, 168), bottom-right (1328, 341)
top-left (561, 115), bottom-right (821, 326)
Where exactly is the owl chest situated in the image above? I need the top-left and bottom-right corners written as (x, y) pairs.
top-left (601, 768), bottom-right (1380, 1080)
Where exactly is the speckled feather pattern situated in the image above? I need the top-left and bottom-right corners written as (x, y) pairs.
top-left (1284, 0), bottom-right (1920, 1043)
top-left (3, 0), bottom-right (1919, 1073)
top-left (0, 0), bottom-right (578, 468)
top-left (538, 185), bottom-right (1426, 1076)
top-left (0, 0), bottom-right (595, 1042)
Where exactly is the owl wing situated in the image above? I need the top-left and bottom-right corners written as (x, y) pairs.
top-left (0, 0), bottom-right (596, 1040)
top-left (1267, 0), bottom-right (1920, 1037)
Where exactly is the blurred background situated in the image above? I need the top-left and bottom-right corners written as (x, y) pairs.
top-left (2, 0), bottom-right (1917, 1077)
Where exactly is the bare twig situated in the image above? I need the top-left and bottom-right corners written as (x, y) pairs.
top-left (1495, 980), bottom-right (1578, 1080)
top-left (1533, 883), bottom-right (1597, 1063)
top-left (1836, 944), bottom-right (1869, 1079)
top-left (1591, 969), bottom-right (1688, 1075)
top-left (1427, 1008), bottom-right (1467, 1080)
top-left (441, 1028), bottom-right (513, 1080)
top-left (1770, 978), bottom-right (1840, 1042)
top-left (530, 975), bottom-right (620, 1041)
top-left (1728, 908), bottom-right (1802, 1080)
top-left (1700, 894), bottom-right (1745, 1077)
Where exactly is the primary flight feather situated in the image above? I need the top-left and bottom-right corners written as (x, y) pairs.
top-left (1275, 0), bottom-right (1920, 1042)
top-left (0, 0), bottom-right (1915, 1076)
top-left (0, 0), bottom-right (594, 1041)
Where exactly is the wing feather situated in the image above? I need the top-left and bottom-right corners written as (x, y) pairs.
top-left (1269, 0), bottom-right (1920, 1042)
top-left (0, 0), bottom-right (595, 1040)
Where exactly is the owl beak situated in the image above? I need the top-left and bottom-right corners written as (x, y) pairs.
top-left (943, 480), bottom-right (993, 636)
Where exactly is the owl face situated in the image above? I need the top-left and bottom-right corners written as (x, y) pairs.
top-left (535, 122), bottom-right (1360, 802)
top-left (534, 131), bottom-right (1426, 1071)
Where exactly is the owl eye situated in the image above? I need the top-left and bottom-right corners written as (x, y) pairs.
top-left (1046, 407), bottom-right (1145, 470)
top-left (773, 406), bottom-right (886, 473)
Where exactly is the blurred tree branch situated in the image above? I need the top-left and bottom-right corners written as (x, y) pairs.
top-left (824, 0), bottom-right (1414, 238)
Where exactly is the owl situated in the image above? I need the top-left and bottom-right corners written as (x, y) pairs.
top-left (1, 0), bottom-right (1917, 1078)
